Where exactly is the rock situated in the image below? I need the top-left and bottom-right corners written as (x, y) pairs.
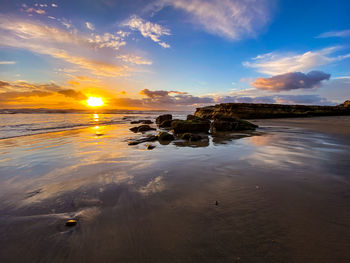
top-left (130, 125), bottom-right (156, 133)
top-left (137, 125), bottom-right (156, 132)
top-left (128, 135), bottom-right (158, 145)
top-left (157, 131), bottom-right (174, 141)
top-left (210, 119), bottom-right (258, 133)
top-left (156, 114), bottom-right (172, 124)
top-left (129, 126), bottom-right (139, 132)
top-left (339, 100), bottom-right (350, 107)
top-left (159, 120), bottom-right (172, 128)
top-left (171, 120), bottom-right (210, 134)
top-left (181, 133), bottom-right (202, 141)
top-left (145, 144), bottom-right (156, 150)
top-left (186, 114), bottom-right (206, 121)
top-left (130, 120), bottom-right (153, 124)
top-left (65, 219), bottom-right (77, 227)
top-left (142, 120), bottom-right (153, 124)
top-left (194, 102), bottom-right (350, 119)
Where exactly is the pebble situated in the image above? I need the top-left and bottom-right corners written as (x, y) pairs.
top-left (65, 219), bottom-right (77, 227)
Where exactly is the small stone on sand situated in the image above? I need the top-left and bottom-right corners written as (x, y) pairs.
top-left (65, 219), bottom-right (77, 227)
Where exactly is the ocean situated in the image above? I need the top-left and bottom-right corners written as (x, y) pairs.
top-left (0, 112), bottom-right (189, 139)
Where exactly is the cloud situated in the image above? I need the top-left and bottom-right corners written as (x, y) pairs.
top-left (0, 16), bottom-right (130, 77)
top-left (85, 22), bottom-right (95, 31)
top-left (214, 94), bottom-right (334, 105)
top-left (1, 79), bottom-right (337, 109)
top-left (0, 80), bottom-right (10, 88)
top-left (139, 89), bottom-right (169, 98)
top-left (116, 30), bottom-right (130, 38)
top-left (0, 61), bottom-right (16, 65)
top-left (110, 89), bottom-right (213, 109)
top-left (52, 4), bottom-right (58, 8)
top-left (117, 54), bottom-right (152, 65)
top-left (23, 8), bottom-right (46, 15)
top-left (139, 88), bottom-right (214, 105)
top-left (151, 0), bottom-right (272, 40)
top-left (252, 71), bottom-right (331, 92)
top-left (317, 77), bottom-right (350, 103)
top-left (125, 15), bottom-right (170, 48)
top-left (158, 42), bottom-right (170, 48)
top-left (88, 33), bottom-right (126, 51)
top-left (316, 29), bottom-right (350, 38)
top-left (243, 47), bottom-right (350, 75)
top-left (0, 80), bottom-right (87, 104)
top-left (58, 89), bottom-right (87, 100)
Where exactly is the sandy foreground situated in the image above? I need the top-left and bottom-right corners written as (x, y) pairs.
top-left (0, 116), bottom-right (349, 263)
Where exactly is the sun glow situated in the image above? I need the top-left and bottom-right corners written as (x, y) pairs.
top-left (87, 96), bottom-right (104, 107)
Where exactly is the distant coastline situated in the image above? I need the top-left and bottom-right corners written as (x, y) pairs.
top-left (194, 100), bottom-right (350, 119)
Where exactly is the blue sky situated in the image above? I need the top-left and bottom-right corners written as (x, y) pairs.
top-left (0, 0), bottom-right (349, 109)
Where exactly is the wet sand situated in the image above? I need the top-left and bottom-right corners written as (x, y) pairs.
top-left (0, 116), bottom-right (350, 263)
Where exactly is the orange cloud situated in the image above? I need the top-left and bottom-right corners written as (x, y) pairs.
top-left (0, 16), bottom-right (131, 77)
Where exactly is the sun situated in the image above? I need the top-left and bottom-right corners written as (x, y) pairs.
top-left (87, 96), bottom-right (104, 107)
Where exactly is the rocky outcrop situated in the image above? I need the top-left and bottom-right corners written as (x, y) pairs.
top-left (339, 100), bottom-right (350, 107)
top-left (158, 120), bottom-right (173, 128)
top-left (157, 131), bottom-right (174, 141)
top-left (145, 144), bottom-right (156, 150)
top-left (156, 114), bottom-right (172, 124)
top-left (128, 135), bottom-right (158, 145)
top-left (210, 118), bottom-right (258, 133)
top-left (131, 120), bottom-right (153, 124)
top-left (130, 125), bottom-right (156, 133)
top-left (186, 114), bottom-right (206, 121)
top-left (195, 101), bottom-right (350, 120)
top-left (171, 119), bottom-right (210, 134)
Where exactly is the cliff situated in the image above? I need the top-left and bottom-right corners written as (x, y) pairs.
top-left (194, 101), bottom-right (350, 120)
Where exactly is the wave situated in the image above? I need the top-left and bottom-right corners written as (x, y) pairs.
top-left (0, 120), bottom-right (126, 140)
top-left (27, 120), bottom-right (124, 131)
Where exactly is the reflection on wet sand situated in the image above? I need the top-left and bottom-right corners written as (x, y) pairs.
top-left (173, 135), bottom-right (210, 147)
top-left (0, 117), bottom-right (350, 263)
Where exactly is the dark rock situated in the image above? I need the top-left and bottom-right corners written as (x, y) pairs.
top-left (128, 135), bottom-right (158, 145)
top-left (142, 120), bottom-right (153, 124)
top-left (129, 126), bottom-right (139, 132)
top-left (159, 120), bottom-right (172, 128)
top-left (65, 219), bottom-right (77, 227)
top-left (130, 125), bottom-right (156, 133)
top-left (131, 120), bottom-right (153, 124)
top-left (194, 101), bottom-right (350, 119)
top-left (157, 131), bottom-right (174, 141)
top-left (339, 100), bottom-right (350, 107)
top-left (145, 144), bottom-right (156, 150)
top-left (171, 120), bottom-right (210, 134)
top-left (186, 114), bottom-right (206, 121)
top-left (210, 119), bottom-right (258, 133)
top-left (181, 133), bottom-right (202, 141)
top-left (138, 125), bottom-right (156, 132)
top-left (156, 114), bottom-right (172, 124)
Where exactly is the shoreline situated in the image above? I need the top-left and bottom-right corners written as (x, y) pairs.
top-left (0, 115), bottom-right (349, 262)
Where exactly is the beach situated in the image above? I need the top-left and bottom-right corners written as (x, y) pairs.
top-left (0, 114), bottom-right (350, 263)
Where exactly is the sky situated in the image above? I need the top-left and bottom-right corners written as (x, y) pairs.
top-left (0, 0), bottom-right (349, 110)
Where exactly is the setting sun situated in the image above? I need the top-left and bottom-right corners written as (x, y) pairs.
top-left (87, 96), bottom-right (104, 107)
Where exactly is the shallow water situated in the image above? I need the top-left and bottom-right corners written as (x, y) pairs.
top-left (0, 115), bottom-right (349, 263)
